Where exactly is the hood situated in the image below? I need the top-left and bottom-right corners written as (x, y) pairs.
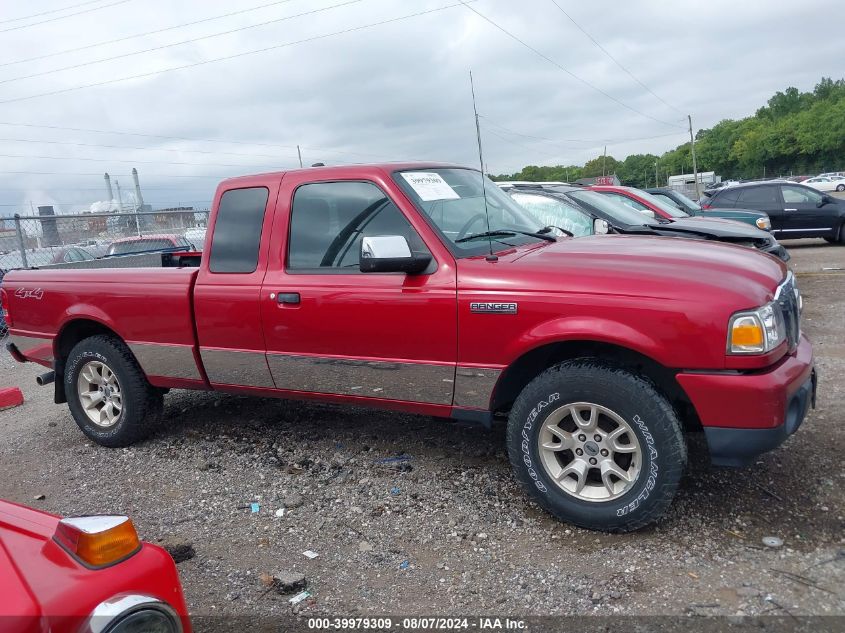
top-left (471, 234), bottom-right (786, 308)
top-left (658, 216), bottom-right (773, 240)
top-left (0, 501), bottom-right (55, 627)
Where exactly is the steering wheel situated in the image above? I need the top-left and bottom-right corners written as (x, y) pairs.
top-left (456, 214), bottom-right (488, 241)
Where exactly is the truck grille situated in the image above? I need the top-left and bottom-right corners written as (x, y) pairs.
top-left (776, 273), bottom-right (801, 352)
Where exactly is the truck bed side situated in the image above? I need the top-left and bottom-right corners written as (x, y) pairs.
top-left (4, 267), bottom-right (205, 388)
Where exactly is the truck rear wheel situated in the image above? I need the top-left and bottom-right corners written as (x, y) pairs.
top-left (65, 335), bottom-right (163, 447)
top-left (506, 359), bottom-right (686, 532)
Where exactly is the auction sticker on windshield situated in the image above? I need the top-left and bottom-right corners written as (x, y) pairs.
top-left (400, 172), bottom-right (460, 201)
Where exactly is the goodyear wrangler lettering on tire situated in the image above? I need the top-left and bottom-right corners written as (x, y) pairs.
top-left (505, 359), bottom-right (686, 532)
top-left (521, 393), bottom-right (559, 493)
top-left (617, 414), bottom-right (659, 517)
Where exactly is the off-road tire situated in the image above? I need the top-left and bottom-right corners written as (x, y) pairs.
top-left (65, 335), bottom-right (163, 447)
top-left (506, 359), bottom-right (687, 532)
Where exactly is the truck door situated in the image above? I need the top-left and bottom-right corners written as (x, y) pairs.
top-left (260, 173), bottom-right (458, 408)
top-left (194, 177), bottom-right (280, 388)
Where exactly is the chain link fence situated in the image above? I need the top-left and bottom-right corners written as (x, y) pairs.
top-left (0, 209), bottom-right (209, 355)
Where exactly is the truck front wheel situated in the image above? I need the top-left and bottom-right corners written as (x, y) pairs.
top-left (65, 335), bottom-right (163, 447)
top-left (506, 360), bottom-right (686, 532)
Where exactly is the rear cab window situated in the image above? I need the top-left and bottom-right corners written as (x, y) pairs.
top-left (208, 187), bottom-right (270, 273)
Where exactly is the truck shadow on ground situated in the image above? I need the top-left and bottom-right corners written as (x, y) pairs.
top-left (158, 389), bottom-right (842, 549)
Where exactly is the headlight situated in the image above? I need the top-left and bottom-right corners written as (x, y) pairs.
top-left (756, 216), bottom-right (772, 230)
top-left (107, 608), bottom-right (179, 633)
top-left (87, 595), bottom-right (181, 633)
top-left (727, 301), bottom-right (785, 354)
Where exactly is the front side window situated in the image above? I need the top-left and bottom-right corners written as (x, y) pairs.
top-left (287, 181), bottom-right (427, 271)
top-left (394, 168), bottom-right (548, 257)
top-left (209, 187), bottom-right (270, 273)
top-left (782, 185), bottom-right (823, 205)
top-left (509, 192), bottom-right (592, 237)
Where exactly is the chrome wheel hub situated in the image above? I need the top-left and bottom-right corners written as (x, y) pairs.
top-left (537, 402), bottom-right (642, 502)
top-left (77, 360), bottom-right (123, 428)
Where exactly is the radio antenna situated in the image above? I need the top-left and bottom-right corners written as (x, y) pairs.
top-left (470, 70), bottom-right (497, 262)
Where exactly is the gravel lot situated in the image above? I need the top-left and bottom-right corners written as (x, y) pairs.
top-left (0, 239), bottom-right (843, 625)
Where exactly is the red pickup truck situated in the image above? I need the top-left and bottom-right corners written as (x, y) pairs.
top-left (3, 163), bottom-right (816, 532)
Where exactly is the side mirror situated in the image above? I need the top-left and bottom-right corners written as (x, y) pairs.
top-left (359, 236), bottom-right (432, 274)
top-left (593, 218), bottom-right (610, 235)
top-left (818, 194), bottom-right (832, 207)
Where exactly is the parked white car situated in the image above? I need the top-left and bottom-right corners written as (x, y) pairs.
top-left (184, 227), bottom-right (207, 250)
top-left (802, 176), bottom-right (845, 192)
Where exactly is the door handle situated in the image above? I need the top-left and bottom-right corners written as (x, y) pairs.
top-left (784, 208), bottom-right (797, 212)
top-left (274, 292), bottom-right (300, 305)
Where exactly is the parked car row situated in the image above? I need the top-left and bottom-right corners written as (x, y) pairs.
top-left (504, 184), bottom-right (790, 261)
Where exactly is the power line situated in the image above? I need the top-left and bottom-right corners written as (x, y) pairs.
top-left (0, 121), bottom-right (386, 159)
top-left (480, 115), bottom-right (686, 148)
top-left (0, 0), bottom-right (299, 68)
top-left (457, 1), bottom-right (684, 130)
top-left (0, 136), bottom-right (298, 160)
top-left (0, 171), bottom-right (222, 178)
top-left (0, 0), bottom-right (132, 34)
top-left (0, 0), bottom-right (366, 85)
top-left (0, 152), bottom-right (287, 169)
top-left (0, 200), bottom-right (212, 207)
top-left (546, 0), bottom-right (684, 115)
top-left (0, 0), bottom-right (107, 25)
top-left (0, 1), bottom-right (469, 105)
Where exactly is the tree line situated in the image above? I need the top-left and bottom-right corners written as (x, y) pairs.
top-left (491, 77), bottom-right (845, 189)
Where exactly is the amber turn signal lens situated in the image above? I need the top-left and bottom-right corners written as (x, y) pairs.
top-left (731, 323), bottom-right (764, 347)
top-left (54, 515), bottom-right (140, 568)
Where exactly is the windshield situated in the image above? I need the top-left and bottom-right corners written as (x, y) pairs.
top-left (394, 168), bottom-right (548, 256)
top-left (633, 189), bottom-right (690, 218)
top-left (508, 191), bottom-right (593, 237)
top-left (566, 190), bottom-right (656, 226)
top-left (659, 190), bottom-right (700, 212)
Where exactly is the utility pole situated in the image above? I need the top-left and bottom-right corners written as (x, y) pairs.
top-left (297, 145), bottom-right (303, 168)
top-left (602, 145), bottom-right (607, 177)
top-left (688, 114), bottom-right (700, 199)
top-left (654, 161), bottom-right (659, 188)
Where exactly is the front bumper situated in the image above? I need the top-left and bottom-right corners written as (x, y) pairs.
top-left (765, 242), bottom-right (790, 262)
top-left (677, 334), bottom-right (815, 467)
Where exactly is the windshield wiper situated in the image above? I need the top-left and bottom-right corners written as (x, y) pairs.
top-left (538, 225), bottom-right (575, 238)
top-left (456, 229), bottom-right (556, 243)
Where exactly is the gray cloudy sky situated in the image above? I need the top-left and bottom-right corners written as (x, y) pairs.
top-left (0, 0), bottom-right (843, 212)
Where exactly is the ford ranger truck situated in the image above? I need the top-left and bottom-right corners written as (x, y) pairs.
top-left (3, 163), bottom-right (816, 532)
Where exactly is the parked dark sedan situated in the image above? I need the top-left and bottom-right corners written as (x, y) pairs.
top-left (505, 185), bottom-right (790, 261)
top-left (703, 181), bottom-right (845, 243)
top-left (644, 187), bottom-right (772, 231)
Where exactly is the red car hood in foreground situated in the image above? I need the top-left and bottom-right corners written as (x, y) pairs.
top-left (0, 500), bottom-right (190, 633)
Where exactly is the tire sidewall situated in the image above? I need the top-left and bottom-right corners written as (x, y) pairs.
top-left (65, 343), bottom-right (133, 445)
top-left (510, 364), bottom-right (682, 530)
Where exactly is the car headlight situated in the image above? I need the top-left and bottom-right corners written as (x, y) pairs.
top-left (87, 594), bottom-right (181, 633)
top-left (756, 216), bottom-right (772, 230)
top-left (727, 301), bottom-right (786, 354)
